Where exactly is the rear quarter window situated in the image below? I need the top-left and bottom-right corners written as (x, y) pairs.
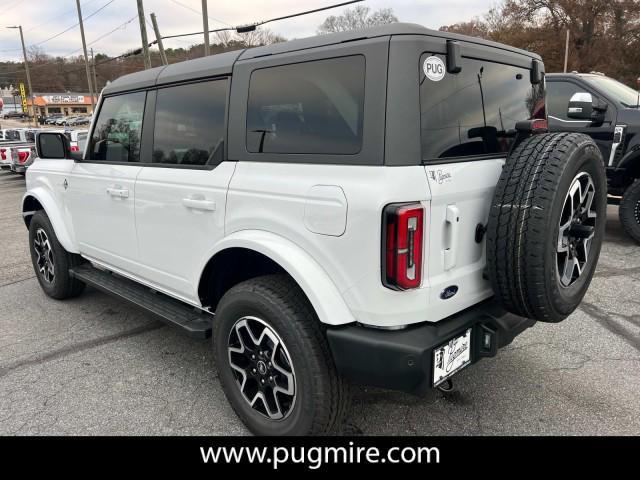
top-left (246, 55), bottom-right (365, 155)
top-left (420, 54), bottom-right (545, 162)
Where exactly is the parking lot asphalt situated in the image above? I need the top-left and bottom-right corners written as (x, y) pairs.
top-left (0, 169), bottom-right (638, 435)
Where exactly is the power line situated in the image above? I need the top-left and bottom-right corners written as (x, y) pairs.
top-left (1, 14), bottom-right (139, 74)
top-left (32, 0), bottom-right (117, 47)
top-left (3, 0), bottom-right (366, 83)
top-left (157, 0), bottom-right (364, 41)
top-left (25, 0), bottom-right (102, 33)
top-left (167, 0), bottom-right (232, 28)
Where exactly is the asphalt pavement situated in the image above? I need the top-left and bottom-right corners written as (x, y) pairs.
top-left (0, 169), bottom-right (638, 435)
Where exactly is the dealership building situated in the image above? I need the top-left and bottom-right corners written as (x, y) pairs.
top-left (26, 93), bottom-right (98, 117)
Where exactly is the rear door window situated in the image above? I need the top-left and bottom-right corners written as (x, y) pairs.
top-left (152, 79), bottom-right (227, 167)
top-left (420, 54), bottom-right (545, 162)
top-left (88, 91), bottom-right (146, 163)
top-left (246, 55), bottom-right (365, 155)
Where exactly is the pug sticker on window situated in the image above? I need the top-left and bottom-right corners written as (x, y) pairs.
top-left (423, 56), bottom-right (445, 82)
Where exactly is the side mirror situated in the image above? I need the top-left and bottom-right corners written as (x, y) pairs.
top-left (567, 92), bottom-right (593, 120)
top-left (36, 132), bottom-right (70, 159)
top-left (593, 98), bottom-right (608, 113)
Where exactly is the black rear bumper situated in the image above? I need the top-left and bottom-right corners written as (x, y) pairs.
top-left (326, 299), bottom-right (535, 395)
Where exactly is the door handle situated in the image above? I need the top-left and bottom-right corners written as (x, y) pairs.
top-left (106, 186), bottom-right (129, 198)
top-left (444, 204), bottom-right (460, 271)
top-left (182, 197), bottom-right (216, 211)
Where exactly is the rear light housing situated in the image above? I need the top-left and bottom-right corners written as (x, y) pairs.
top-left (70, 145), bottom-right (79, 152)
top-left (0, 149), bottom-right (6, 160)
top-left (382, 202), bottom-right (424, 290)
top-left (17, 151), bottom-right (29, 164)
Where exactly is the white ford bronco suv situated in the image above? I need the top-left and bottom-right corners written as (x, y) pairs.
top-left (24, 24), bottom-right (606, 435)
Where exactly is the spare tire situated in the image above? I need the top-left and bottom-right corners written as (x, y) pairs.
top-left (486, 132), bottom-right (606, 323)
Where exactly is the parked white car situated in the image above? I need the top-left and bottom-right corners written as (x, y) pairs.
top-left (22, 24), bottom-right (606, 435)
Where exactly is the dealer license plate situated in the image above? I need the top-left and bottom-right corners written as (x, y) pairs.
top-left (433, 328), bottom-right (472, 386)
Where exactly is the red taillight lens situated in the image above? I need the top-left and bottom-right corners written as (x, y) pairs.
top-left (18, 151), bottom-right (29, 164)
top-left (70, 145), bottom-right (79, 152)
top-left (0, 149), bottom-right (5, 160)
top-left (383, 202), bottom-right (424, 290)
top-left (531, 118), bottom-right (548, 132)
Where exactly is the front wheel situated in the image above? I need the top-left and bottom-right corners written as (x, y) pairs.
top-left (212, 274), bottom-right (349, 435)
top-left (619, 178), bottom-right (640, 244)
top-left (28, 211), bottom-right (86, 299)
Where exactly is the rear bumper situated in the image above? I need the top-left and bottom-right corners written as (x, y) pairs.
top-left (326, 299), bottom-right (535, 395)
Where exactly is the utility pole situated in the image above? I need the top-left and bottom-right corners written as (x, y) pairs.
top-left (75, 0), bottom-right (96, 112)
top-left (91, 48), bottom-right (99, 95)
top-left (150, 13), bottom-right (168, 66)
top-left (7, 26), bottom-right (35, 125)
top-left (136, 0), bottom-right (152, 69)
top-left (202, 0), bottom-right (210, 56)
top-left (563, 29), bottom-right (570, 73)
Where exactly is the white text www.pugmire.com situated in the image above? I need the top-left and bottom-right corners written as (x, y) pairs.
top-left (200, 442), bottom-right (440, 470)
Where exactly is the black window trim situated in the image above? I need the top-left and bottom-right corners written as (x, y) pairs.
top-left (420, 53), bottom-right (541, 165)
top-left (80, 75), bottom-right (231, 171)
top-left (245, 53), bottom-right (367, 156)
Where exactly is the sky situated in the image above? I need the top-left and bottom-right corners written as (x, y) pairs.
top-left (0, 0), bottom-right (492, 62)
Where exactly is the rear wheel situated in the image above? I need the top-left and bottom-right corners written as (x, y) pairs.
top-left (486, 133), bottom-right (606, 323)
top-left (619, 178), bottom-right (640, 244)
top-left (29, 211), bottom-right (85, 299)
top-left (212, 274), bottom-right (349, 435)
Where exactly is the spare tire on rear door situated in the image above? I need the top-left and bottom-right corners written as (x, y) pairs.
top-left (486, 132), bottom-right (606, 323)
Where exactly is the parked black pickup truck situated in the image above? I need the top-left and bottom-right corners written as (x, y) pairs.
top-left (547, 73), bottom-right (640, 243)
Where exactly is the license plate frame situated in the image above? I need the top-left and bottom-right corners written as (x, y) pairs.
top-left (432, 328), bottom-right (472, 386)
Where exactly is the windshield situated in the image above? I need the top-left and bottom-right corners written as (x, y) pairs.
top-left (583, 75), bottom-right (639, 108)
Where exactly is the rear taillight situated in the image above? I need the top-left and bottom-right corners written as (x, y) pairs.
top-left (70, 145), bottom-right (79, 152)
top-left (531, 118), bottom-right (548, 132)
top-left (382, 202), bottom-right (424, 290)
top-left (0, 149), bottom-right (5, 160)
top-left (18, 151), bottom-right (29, 164)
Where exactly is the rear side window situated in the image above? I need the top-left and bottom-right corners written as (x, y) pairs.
top-left (152, 79), bottom-right (227, 166)
top-left (420, 54), bottom-right (545, 161)
top-left (246, 55), bottom-right (365, 155)
top-left (88, 91), bottom-right (145, 163)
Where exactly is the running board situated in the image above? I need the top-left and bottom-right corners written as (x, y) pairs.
top-left (69, 264), bottom-right (212, 338)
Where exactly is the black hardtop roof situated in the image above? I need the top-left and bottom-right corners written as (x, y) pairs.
top-left (102, 22), bottom-right (541, 96)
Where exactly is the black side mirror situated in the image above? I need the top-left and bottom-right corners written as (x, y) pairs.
top-left (36, 132), bottom-right (70, 159)
top-left (593, 98), bottom-right (608, 113)
top-left (567, 92), bottom-right (594, 120)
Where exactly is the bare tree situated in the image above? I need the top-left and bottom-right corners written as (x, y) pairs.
top-left (238, 28), bottom-right (286, 47)
top-left (214, 30), bottom-right (233, 47)
top-left (318, 6), bottom-right (398, 34)
top-left (439, 0), bottom-right (640, 86)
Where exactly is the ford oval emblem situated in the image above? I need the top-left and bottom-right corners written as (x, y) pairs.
top-left (440, 285), bottom-right (458, 300)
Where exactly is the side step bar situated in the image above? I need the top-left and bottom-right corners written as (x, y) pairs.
top-left (69, 264), bottom-right (212, 338)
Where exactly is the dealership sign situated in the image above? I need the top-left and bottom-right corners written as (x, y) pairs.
top-left (19, 83), bottom-right (27, 112)
top-left (43, 95), bottom-right (85, 104)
